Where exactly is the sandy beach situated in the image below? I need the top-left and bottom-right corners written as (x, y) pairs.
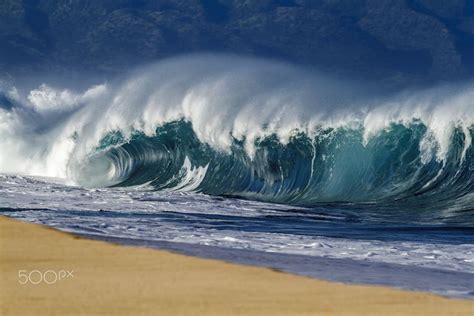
top-left (0, 216), bottom-right (472, 315)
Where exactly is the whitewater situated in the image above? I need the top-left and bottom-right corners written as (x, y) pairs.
top-left (1, 55), bottom-right (473, 298)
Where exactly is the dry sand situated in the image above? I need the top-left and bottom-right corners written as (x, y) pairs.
top-left (0, 216), bottom-right (473, 315)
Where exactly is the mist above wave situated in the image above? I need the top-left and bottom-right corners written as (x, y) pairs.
top-left (0, 54), bottom-right (473, 204)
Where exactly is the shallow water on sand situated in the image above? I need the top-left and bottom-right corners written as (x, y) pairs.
top-left (1, 174), bottom-right (473, 298)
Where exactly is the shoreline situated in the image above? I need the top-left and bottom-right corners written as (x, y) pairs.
top-left (77, 231), bottom-right (474, 299)
top-left (1, 216), bottom-right (473, 315)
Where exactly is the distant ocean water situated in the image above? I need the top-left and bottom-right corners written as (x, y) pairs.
top-left (1, 55), bottom-right (473, 298)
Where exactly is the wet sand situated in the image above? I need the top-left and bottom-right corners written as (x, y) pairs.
top-left (1, 216), bottom-right (473, 315)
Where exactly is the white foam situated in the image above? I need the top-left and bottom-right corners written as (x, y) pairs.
top-left (1, 174), bottom-right (472, 274)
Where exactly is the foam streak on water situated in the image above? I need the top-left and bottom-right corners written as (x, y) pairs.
top-left (1, 174), bottom-right (473, 298)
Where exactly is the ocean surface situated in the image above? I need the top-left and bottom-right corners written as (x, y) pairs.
top-left (1, 55), bottom-right (473, 298)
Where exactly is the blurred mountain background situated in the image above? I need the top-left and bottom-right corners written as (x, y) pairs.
top-left (1, 0), bottom-right (473, 87)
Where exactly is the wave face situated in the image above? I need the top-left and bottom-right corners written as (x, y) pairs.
top-left (1, 55), bottom-right (474, 220)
